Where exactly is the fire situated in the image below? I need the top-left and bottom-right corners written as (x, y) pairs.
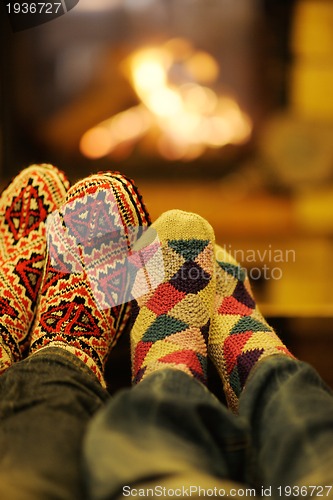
top-left (80, 38), bottom-right (252, 161)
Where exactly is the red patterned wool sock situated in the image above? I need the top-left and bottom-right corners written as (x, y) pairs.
top-left (131, 209), bottom-right (215, 385)
top-left (29, 172), bottom-right (150, 386)
top-left (0, 164), bottom-right (70, 373)
top-left (208, 244), bottom-right (294, 413)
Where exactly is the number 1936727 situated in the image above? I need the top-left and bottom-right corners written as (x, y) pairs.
top-left (6, 3), bottom-right (62, 14)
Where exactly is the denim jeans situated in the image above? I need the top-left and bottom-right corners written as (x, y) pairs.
top-left (0, 348), bottom-right (109, 500)
top-left (0, 349), bottom-right (333, 499)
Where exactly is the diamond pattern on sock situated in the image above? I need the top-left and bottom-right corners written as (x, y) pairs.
top-left (39, 299), bottom-right (101, 336)
top-left (5, 181), bottom-right (49, 242)
top-left (15, 253), bottom-right (45, 301)
top-left (145, 283), bottom-right (186, 315)
top-left (30, 172), bottom-right (150, 387)
top-left (170, 259), bottom-right (211, 294)
top-left (131, 210), bottom-right (215, 386)
top-left (0, 164), bottom-right (70, 372)
top-left (208, 244), bottom-right (294, 413)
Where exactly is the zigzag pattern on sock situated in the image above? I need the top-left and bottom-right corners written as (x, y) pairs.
top-left (209, 245), bottom-right (293, 413)
top-left (131, 210), bottom-right (215, 385)
top-left (0, 164), bottom-right (70, 373)
top-left (30, 172), bottom-right (150, 386)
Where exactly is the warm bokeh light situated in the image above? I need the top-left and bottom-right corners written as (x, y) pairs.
top-left (146, 88), bottom-right (183, 117)
top-left (206, 116), bottom-right (233, 147)
top-left (80, 106), bottom-right (151, 159)
top-left (80, 38), bottom-right (252, 162)
top-left (185, 51), bottom-right (220, 84)
top-left (111, 106), bottom-right (151, 142)
top-left (80, 127), bottom-right (114, 159)
top-left (181, 84), bottom-right (218, 114)
top-left (157, 134), bottom-right (188, 161)
top-left (130, 48), bottom-right (169, 96)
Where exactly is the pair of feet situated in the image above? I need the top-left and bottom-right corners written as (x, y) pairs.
top-left (0, 165), bottom-right (150, 385)
top-left (0, 164), bottom-right (292, 412)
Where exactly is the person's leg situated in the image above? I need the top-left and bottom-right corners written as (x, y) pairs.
top-left (84, 210), bottom-right (252, 500)
top-left (0, 171), bottom-right (150, 499)
top-left (0, 348), bottom-right (109, 500)
top-left (84, 369), bottom-right (251, 500)
top-left (207, 244), bottom-right (333, 497)
top-left (239, 355), bottom-right (333, 498)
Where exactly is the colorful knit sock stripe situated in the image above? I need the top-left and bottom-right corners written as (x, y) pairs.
top-left (209, 244), bottom-right (293, 413)
top-left (0, 164), bottom-right (70, 372)
top-left (30, 172), bottom-right (150, 386)
top-left (131, 209), bottom-right (215, 385)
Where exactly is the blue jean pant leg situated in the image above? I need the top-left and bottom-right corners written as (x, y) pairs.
top-left (0, 347), bottom-right (109, 500)
top-left (239, 355), bottom-right (333, 498)
top-left (84, 368), bottom-right (250, 500)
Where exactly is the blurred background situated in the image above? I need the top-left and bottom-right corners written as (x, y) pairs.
top-left (1, 0), bottom-right (333, 389)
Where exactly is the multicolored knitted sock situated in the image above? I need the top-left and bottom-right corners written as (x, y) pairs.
top-left (131, 209), bottom-right (215, 385)
top-left (208, 244), bottom-right (294, 412)
top-left (0, 164), bottom-right (70, 373)
top-left (30, 172), bottom-right (150, 386)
